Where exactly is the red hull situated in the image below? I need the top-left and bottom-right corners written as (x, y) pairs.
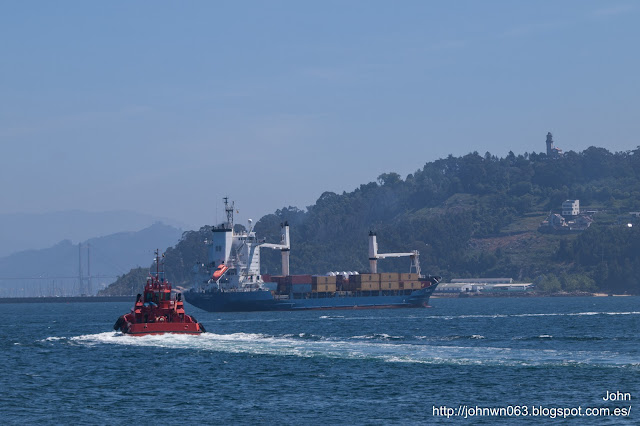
top-left (115, 296), bottom-right (205, 336)
top-left (123, 322), bottom-right (204, 336)
top-left (114, 251), bottom-right (205, 336)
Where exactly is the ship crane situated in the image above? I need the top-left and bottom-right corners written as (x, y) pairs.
top-left (259, 222), bottom-right (291, 276)
top-left (368, 231), bottom-right (421, 276)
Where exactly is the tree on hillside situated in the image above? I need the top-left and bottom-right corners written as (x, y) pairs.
top-left (101, 145), bottom-right (640, 295)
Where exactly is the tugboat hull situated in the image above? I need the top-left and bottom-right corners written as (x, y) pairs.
top-left (113, 250), bottom-right (206, 336)
top-left (115, 318), bottom-right (204, 335)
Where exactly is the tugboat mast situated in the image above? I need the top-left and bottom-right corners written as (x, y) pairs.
top-left (153, 249), bottom-right (166, 282)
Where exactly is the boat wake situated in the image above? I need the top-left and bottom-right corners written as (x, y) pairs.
top-left (431, 311), bottom-right (640, 320)
top-left (214, 311), bottom-right (640, 324)
top-left (44, 331), bottom-right (640, 369)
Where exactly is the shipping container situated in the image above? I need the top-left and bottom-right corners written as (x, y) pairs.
top-left (342, 282), bottom-right (356, 291)
top-left (312, 275), bottom-right (337, 285)
top-left (400, 273), bottom-right (418, 281)
top-left (350, 273), bottom-right (380, 283)
top-left (402, 281), bottom-right (422, 290)
top-left (360, 282), bottom-right (380, 291)
top-left (380, 281), bottom-right (401, 290)
top-left (380, 273), bottom-right (400, 281)
top-left (292, 283), bottom-right (312, 293)
top-left (289, 274), bottom-right (313, 284)
top-left (312, 283), bottom-right (337, 292)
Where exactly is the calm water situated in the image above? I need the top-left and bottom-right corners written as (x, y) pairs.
top-left (2, 297), bottom-right (638, 424)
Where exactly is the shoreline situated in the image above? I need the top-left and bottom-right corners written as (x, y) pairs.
top-left (0, 296), bottom-right (132, 304)
top-left (1, 292), bottom-right (635, 303)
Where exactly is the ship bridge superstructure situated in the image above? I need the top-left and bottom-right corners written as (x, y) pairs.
top-left (205, 198), bottom-right (289, 292)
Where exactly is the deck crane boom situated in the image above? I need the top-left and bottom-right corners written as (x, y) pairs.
top-left (368, 231), bottom-right (421, 276)
top-left (260, 222), bottom-right (291, 276)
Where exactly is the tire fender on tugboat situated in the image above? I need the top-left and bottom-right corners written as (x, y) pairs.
top-left (113, 316), bottom-right (125, 331)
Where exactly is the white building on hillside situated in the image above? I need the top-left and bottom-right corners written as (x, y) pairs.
top-left (562, 200), bottom-right (580, 217)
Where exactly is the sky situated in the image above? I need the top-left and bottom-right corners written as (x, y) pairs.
top-left (1, 1), bottom-right (638, 230)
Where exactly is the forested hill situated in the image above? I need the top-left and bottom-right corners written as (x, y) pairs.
top-left (101, 146), bottom-right (640, 296)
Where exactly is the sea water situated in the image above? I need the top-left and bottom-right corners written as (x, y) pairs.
top-left (2, 297), bottom-right (638, 424)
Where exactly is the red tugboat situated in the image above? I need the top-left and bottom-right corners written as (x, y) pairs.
top-left (113, 250), bottom-right (205, 335)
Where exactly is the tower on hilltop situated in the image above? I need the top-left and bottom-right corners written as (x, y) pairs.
top-left (545, 132), bottom-right (563, 157)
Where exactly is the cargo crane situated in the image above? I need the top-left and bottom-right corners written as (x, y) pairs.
top-left (259, 221), bottom-right (291, 276)
top-left (368, 231), bottom-right (421, 276)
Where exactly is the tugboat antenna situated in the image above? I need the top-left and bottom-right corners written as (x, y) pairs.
top-left (155, 249), bottom-right (159, 278)
top-left (161, 252), bottom-right (165, 282)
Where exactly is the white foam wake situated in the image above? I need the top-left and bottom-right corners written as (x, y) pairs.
top-left (43, 331), bottom-right (640, 368)
top-left (428, 311), bottom-right (640, 320)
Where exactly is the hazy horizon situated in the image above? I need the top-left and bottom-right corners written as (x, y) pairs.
top-left (0, 210), bottom-right (186, 257)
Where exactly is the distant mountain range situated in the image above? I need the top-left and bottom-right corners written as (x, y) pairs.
top-left (0, 222), bottom-right (183, 297)
top-left (0, 210), bottom-right (189, 257)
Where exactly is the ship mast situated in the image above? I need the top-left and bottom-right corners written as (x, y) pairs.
top-left (224, 196), bottom-right (234, 230)
top-left (153, 249), bottom-right (166, 282)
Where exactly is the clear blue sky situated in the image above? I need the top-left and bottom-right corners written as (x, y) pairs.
top-left (1, 1), bottom-right (638, 229)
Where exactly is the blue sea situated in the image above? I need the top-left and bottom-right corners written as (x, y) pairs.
top-left (2, 296), bottom-right (638, 424)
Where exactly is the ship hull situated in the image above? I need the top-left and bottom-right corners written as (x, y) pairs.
top-left (185, 285), bottom-right (438, 312)
top-left (114, 313), bottom-right (205, 335)
top-left (123, 322), bottom-right (204, 336)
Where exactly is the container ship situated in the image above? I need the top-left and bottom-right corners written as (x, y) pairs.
top-left (185, 199), bottom-right (440, 312)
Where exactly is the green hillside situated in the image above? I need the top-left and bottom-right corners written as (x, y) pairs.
top-left (101, 146), bottom-right (640, 296)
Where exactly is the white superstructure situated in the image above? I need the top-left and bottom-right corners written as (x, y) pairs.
top-left (204, 198), bottom-right (289, 292)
